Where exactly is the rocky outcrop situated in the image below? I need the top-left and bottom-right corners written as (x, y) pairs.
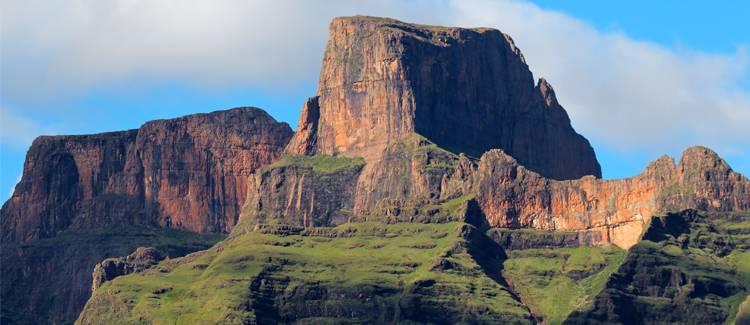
top-left (1, 107), bottom-right (293, 243)
top-left (235, 17), bottom-right (748, 250)
top-left (473, 146), bottom-right (750, 248)
top-left (0, 107), bottom-right (290, 325)
top-left (91, 247), bottom-right (165, 291)
top-left (234, 155), bottom-right (365, 235)
top-left (287, 16), bottom-right (601, 180)
top-left (243, 140), bottom-right (749, 250)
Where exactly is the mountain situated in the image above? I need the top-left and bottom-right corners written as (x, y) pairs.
top-left (286, 16), bottom-right (601, 180)
top-left (0, 108), bottom-right (292, 324)
top-left (2, 15), bottom-right (749, 325)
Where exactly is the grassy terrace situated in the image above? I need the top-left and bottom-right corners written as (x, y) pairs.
top-left (261, 154), bottom-right (365, 175)
top-left (79, 222), bottom-right (533, 324)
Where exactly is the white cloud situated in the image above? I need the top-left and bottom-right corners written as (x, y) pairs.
top-left (1, 0), bottom-right (748, 158)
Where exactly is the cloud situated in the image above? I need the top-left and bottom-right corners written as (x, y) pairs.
top-left (1, 0), bottom-right (748, 158)
top-left (0, 106), bottom-right (49, 149)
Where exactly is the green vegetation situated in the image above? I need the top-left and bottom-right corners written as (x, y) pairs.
top-left (502, 244), bottom-right (626, 324)
top-left (79, 222), bottom-right (533, 324)
top-left (262, 154), bottom-right (365, 175)
top-left (565, 210), bottom-right (750, 325)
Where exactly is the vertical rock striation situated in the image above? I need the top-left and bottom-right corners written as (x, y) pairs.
top-left (287, 16), bottom-right (601, 180)
top-left (1, 107), bottom-right (293, 243)
top-left (240, 17), bottom-right (750, 250)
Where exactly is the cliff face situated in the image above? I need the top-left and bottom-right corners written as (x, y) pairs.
top-left (1, 107), bottom-right (293, 243)
top-left (474, 146), bottom-right (750, 248)
top-left (287, 16), bottom-right (601, 180)
top-left (244, 17), bottom-right (749, 250)
top-left (246, 135), bottom-right (750, 250)
top-left (0, 107), bottom-right (291, 325)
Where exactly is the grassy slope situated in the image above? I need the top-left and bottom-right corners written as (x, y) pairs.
top-left (499, 234), bottom-right (626, 325)
top-left (564, 210), bottom-right (750, 325)
top-left (78, 222), bottom-right (533, 324)
top-left (503, 246), bottom-right (626, 325)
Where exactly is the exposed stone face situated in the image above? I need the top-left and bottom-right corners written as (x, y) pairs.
top-left (288, 16), bottom-right (601, 180)
top-left (91, 247), bottom-right (165, 291)
top-left (284, 96), bottom-right (320, 156)
top-left (234, 155), bottom-right (365, 235)
top-left (0, 131), bottom-right (139, 243)
top-left (473, 147), bottom-right (750, 248)
top-left (1, 107), bottom-right (293, 243)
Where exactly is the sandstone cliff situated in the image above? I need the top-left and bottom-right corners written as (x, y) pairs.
top-left (286, 16), bottom-right (601, 180)
top-left (244, 134), bottom-right (749, 249)
top-left (474, 146), bottom-right (749, 248)
top-left (0, 107), bottom-right (291, 325)
top-left (1, 107), bottom-right (293, 243)
top-left (241, 16), bottom-right (749, 250)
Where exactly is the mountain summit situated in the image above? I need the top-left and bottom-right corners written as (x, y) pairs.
top-left (2, 16), bottom-right (749, 325)
top-left (286, 16), bottom-right (601, 180)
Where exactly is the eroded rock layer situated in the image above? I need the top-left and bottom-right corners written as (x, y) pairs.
top-left (242, 139), bottom-right (749, 249)
top-left (287, 16), bottom-right (601, 180)
top-left (1, 107), bottom-right (293, 243)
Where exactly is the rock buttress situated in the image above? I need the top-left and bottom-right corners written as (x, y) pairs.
top-left (1, 107), bottom-right (293, 242)
top-left (287, 16), bottom-right (601, 180)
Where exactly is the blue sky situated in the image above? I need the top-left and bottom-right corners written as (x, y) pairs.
top-left (1, 0), bottom-right (749, 202)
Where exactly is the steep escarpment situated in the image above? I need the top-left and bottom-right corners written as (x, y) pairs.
top-left (0, 107), bottom-right (292, 325)
top-left (75, 15), bottom-right (750, 325)
top-left (2, 107), bottom-right (293, 243)
top-left (473, 146), bottom-right (749, 248)
top-left (287, 16), bottom-right (600, 180)
top-left (261, 16), bottom-right (749, 251)
top-left (246, 133), bottom-right (750, 249)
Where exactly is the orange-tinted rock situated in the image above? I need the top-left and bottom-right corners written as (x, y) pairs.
top-left (473, 147), bottom-right (750, 248)
top-left (1, 107), bottom-right (293, 243)
top-left (288, 16), bottom-right (601, 180)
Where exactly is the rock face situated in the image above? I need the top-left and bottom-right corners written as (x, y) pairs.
top-left (0, 107), bottom-right (290, 325)
top-left (240, 17), bottom-right (749, 250)
top-left (473, 146), bottom-right (750, 248)
top-left (91, 247), bottom-right (165, 291)
top-left (287, 16), bottom-right (601, 180)
top-left (245, 136), bottom-right (749, 250)
top-left (1, 107), bottom-right (293, 243)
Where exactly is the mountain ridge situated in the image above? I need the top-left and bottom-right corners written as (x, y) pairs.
top-left (1, 15), bottom-right (749, 325)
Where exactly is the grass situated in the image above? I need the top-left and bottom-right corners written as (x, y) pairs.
top-left (566, 210), bottom-right (750, 324)
top-left (79, 222), bottom-right (534, 324)
top-left (261, 154), bottom-right (365, 175)
top-left (502, 245), bottom-right (626, 325)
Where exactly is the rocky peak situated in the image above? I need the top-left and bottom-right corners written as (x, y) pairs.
top-left (1, 107), bottom-right (294, 243)
top-left (678, 146), bottom-right (731, 177)
top-left (288, 15), bottom-right (601, 180)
